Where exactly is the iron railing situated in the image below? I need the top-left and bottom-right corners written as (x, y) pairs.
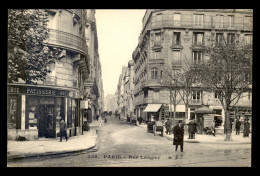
top-left (150, 17), bottom-right (252, 31)
top-left (45, 28), bottom-right (88, 56)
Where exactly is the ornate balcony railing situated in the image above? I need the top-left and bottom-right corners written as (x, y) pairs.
top-left (45, 28), bottom-right (88, 57)
top-left (150, 17), bottom-right (252, 31)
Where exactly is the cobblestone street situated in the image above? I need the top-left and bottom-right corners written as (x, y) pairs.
top-left (8, 115), bottom-right (251, 167)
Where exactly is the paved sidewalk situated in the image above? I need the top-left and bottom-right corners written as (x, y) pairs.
top-left (7, 119), bottom-right (103, 161)
top-left (137, 123), bottom-right (251, 145)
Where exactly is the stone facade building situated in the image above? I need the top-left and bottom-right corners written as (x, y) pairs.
top-left (115, 61), bottom-right (135, 119)
top-left (132, 9), bottom-right (252, 126)
top-left (7, 9), bottom-right (90, 140)
top-left (85, 9), bottom-right (104, 122)
top-left (104, 94), bottom-right (116, 113)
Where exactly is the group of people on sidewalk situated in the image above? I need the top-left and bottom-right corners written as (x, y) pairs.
top-left (162, 117), bottom-right (251, 152)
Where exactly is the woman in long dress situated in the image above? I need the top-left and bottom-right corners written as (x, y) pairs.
top-left (243, 120), bottom-right (250, 137)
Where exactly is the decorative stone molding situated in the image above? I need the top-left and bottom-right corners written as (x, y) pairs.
top-left (73, 13), bottom-right (78, 25)
top-left (170, 45), bottom-right (183, 50)
top-left (211, 30), bottom-right (216, 37)
top-left (46, 9), bottom-right (58, 14)
top-left (185, 29), bottom-right (189, 36)
top-left (151, 44), bottom-right (163, 52)
top-left (236, 30), bottom-right (241, 37)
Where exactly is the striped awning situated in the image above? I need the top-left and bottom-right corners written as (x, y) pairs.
top-left (143, 104), bottom-right (162, 112)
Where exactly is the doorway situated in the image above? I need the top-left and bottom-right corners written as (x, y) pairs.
top-left (38, 105), bottom-right (56, 138)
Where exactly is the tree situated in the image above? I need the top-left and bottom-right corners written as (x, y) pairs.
top-left (159, 66), bottom-right (182, 127)
top-left (194, 36), bottom-right (252, 141)
top-left (8, 9), bottom-right (62, 84)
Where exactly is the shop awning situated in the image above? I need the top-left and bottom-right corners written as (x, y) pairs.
top-left (143, 104), bottom-right (162, 112)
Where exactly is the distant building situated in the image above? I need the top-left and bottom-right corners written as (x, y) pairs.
top-left (104, 94), bottom-right (116, 113)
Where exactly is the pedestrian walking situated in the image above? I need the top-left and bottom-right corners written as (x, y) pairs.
top-left (104, 116), bottom-right (107, 123)
top-left (173, 120), bottom-right (184, 152)
top-left (243, 119), bottom-right (250, 137)
top-left (59, 119), bottom-right (68, 142)
top-left (96, 114), bottom-right (99, 121)
top-left (165, 119), bottom-right (171, 135)
top-left (235, 117), bottom-right (241, 135)
top-left (187, 119), bottom-right (196, 139)
top-left (211, 120), bottom-right (216, 136)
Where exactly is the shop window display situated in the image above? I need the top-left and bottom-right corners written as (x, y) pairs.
top-left (67, 98), bottom-right (72, 128)
top-left (27, 97), bottom-right (38, 129)
top-left (56, 98), bottom-right (65, 133)
top-left (8, 97), bottom-right (17, 129)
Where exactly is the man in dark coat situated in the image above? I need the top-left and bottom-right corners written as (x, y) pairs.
top-left (59, 119), bottom-right (68, 142)
top-left (187, 119), bottom-right (195, 139)
top-left (165, 119), bottom-right (171, 135)
top-left (235, 117), bottom-right (241, 135)
top-left (173, 120), bottom-right (184, 152)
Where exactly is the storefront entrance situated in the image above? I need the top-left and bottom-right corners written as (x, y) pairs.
top-left (38, 105), bottom-right (56, 138)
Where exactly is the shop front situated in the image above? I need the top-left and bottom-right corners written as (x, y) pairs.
top-left (7, 85), bottom-right (82, 140)
top-left (143, 104), bottom-right (162, 122)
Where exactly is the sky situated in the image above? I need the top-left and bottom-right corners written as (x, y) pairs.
top-left (95, 9), bottom-right (146, 98)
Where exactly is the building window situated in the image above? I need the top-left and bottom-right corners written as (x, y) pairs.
top-left (216, 33), bottom-right (224, 43)
top-left (173, 32), bottom-right (181, 45)
top-left (227, 33), bottom-right (235, 44)
top-left (154, 13), bottom-right (163, 28)
top-left (192, 90), bottom-right (202, 102)
top-left (155, 32), bottom-right (161, 45)
top-left (244, 16), bottom-right (253, 29)
top-left (193, 32), bottom-right (204, 45)
top-left (172, 51), bottom-right (181, 65)
top-left (215, 90), bottom-right (222, 99)
top-left (216, 14), bottom-right (224, 28)
top-left (154, 51), bottom-right (161, 59)
top-left (193, 14), bottom-right (204, 27)
top-left (172, 69), bottom-right (180, 77)
top-left (193, 51), bottom-right (202, 64)
top-left (151, 68), bottom-right (158, 79)
top-left (153, 91), bottom-right (160, 101)
top-left (173, 13), bottom-right (181, 27)
top-left (245, 34), bottom-right (253, 45)
top-left (144, 89), bottom-right (148, 98)
top-left (227, 15), bottom-right (234, 27)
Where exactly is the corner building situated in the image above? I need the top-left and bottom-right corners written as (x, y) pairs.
top-left (132, 9), bottom-right (252, 125)
top-left (7, 9), bottom-right (90, 140)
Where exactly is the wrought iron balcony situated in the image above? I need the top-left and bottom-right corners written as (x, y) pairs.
top-left (45, 28), bottom-right (88, 57)
top-left (150, 17), bottom-right (252, 31)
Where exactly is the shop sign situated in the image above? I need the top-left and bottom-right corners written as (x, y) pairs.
top-left (8, 85), bottom-right (71, 97)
